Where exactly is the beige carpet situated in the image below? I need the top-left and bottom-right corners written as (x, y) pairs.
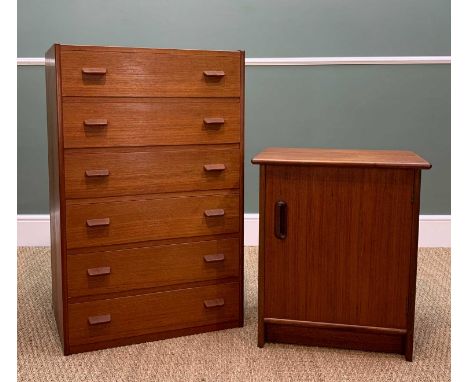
top-left (18, 247), bottom-right (450, 382)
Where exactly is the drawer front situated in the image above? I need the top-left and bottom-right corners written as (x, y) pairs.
top-left (68, 282), bottom-right (239, 345)
top-left (62, 99), bottom-right (241, 148)
top-left (66, 192), bottom-right (239, 249)
top-left (60, 50), bottom-right (241, 97)
top-left (64, 146), bottom-right (240, 198)
top-left (67, 239), bottom-right (240, 298)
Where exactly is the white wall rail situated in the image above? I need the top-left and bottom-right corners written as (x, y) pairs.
top-left (17, 56), bottom-right (451, 67)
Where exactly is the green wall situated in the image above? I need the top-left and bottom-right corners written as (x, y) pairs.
top-left (18, 0), bottom-right (450, 57)
top-left (17, 0), bottom-right (451, 214)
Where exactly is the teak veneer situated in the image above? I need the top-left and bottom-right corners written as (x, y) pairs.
top-left (46, 44), bottom-right (245, 354)
top-left (252, 147), bottom-right (431, 361)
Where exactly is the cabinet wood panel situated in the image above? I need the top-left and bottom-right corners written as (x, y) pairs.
top-left (253, 147), bottom-right (430, 360)
top-left (64, 145), bottom-right (240, 198)
top-left (67, 239), bottom-right (239, 297)
top-left (68, 282), bottom-right (239, 346)
top-left (61, 50), bottom-right (241, 97)
top-left (62, 99), bottom-right (240, 148)
top-left (264, 166), bottom-right (414, 328)
top-left (66, 192), bottom-right (239, 249)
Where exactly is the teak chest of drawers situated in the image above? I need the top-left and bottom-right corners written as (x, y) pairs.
top-left (252, 147), bottom-right (431, 361)
top-left (45, 44), bottom-right (245, 355)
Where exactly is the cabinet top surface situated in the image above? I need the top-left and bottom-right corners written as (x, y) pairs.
top-left (50, 44), bottom-right (243, 57)
top-left (251, 147), bottom-right (431, 169)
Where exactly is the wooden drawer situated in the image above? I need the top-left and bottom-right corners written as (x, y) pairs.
top-left (62, 98), bottom-right (241, 148)
top-left (66, 192), bottom-right (239, 249)
top-left (60, 50), bottom-right (241, 97)
top-left (67, 239), bottom-right (240, 298)
top-left (68, 282), bottom-right (239, 346)
top-left (64, 145), bottom-right (240, 198)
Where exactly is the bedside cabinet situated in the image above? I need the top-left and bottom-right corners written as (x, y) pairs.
top-left (252, 147), bottom-right (431, 361)
top-left (45, 44), bottom-right (245, 354)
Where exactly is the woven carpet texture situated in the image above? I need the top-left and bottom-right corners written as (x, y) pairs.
top-left (18, 247), bottom-right (450, 382)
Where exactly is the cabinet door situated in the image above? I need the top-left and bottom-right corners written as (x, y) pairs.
top-left (263, 165), bottom-right (415, 329)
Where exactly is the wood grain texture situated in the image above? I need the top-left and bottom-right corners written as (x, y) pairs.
top-left (62, 98), bottom-right (240, 148)
top-left (264, 318), bottom-right (406, 335)
top-left (67, 239), bottom-right (239, 298)
top-left (60, 50), bottom-right (241, 97)
top-left (257, 165), bottom-right (266, 347)
top-left (45, 44), bottom-right (69, 352)
top-left (47, 44), bottom-right (244, 354)
top-left (68, 282), bottom-right (239, 346)
top-left (264, 165), bottom-right (414, 328)
top-left (405, 170), bottom-right (422, 361)
top-left (64, 145), bottom-right (240, 198)
top-left (251, 147), bottom-right (431, 169)
top-left (60, 44), bottom-right (241, 56)
top-left (66, 191), bottom-right (239, 249)
top-left (68, 320), bottom-right (239, 354)
top-left (253, 150), bottom-right (429, 359)
top-left (264, 322), bottom-right (405, 355)
top-left (238, 50), bottom-right (246, 327)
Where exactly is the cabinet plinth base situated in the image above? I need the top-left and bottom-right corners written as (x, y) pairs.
top-left (262, 319), bottom-right (410, 360)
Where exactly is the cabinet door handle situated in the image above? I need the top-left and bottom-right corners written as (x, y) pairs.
top-left (84, 119), bottom-right (108, 127)
top-left (204, 209), bottom-right (225, 217)
top-left (88, 314), bottom-right (111, 325)
top-left (86, 218), bottom-right (110, 227)
top-left (87, 266), bottom-right (111, 276)
top-left (203, 117), bottom-right (225, 126)
top-left (203, 253), bottom-right (225, 263)
top-left (85, 169), bottom-right (110, 177)
top-left (275, 201), bottom-right (287, 240)
top-left (82, 67), bottom-right (107, 75)
top-left (203, 70), bottom-right (225, 78)
top-left (204, 164), bottom-right (226, 172)
top-left (204, 298), bottom-right (225, 308)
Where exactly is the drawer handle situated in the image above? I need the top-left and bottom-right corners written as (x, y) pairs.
top-left (204, 209), bottom-right (225, 217)
top-left (203, 70), bottom-right (225, 78)
top-left (203, 117), bottom-right (225, 126)
top-left (203, 253), bottom-right (225, 263)
top-left (275, 201), bottom-right (287, 240)
top-left (88, 314), bottom-right (111, 325)
top-left (85, 169), bottom-right (110, 177)
top-left (82, 67), bottom-right (107, 75)
top-left (204, 298), bottom-right (225, 308)
top-left (87, 266), bottom-right (111, 276)
top-left (84, 119), bottom-right (108, 127)
top-left (86, 218), bottom-right (110, 227)
top-left (204, 164), bottom-right (226, 172)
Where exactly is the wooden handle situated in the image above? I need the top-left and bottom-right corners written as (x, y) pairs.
top-left (203, 253), bottom-right (225, 263)
top-left (203, 70), bottom-right (225, 78)
top-left (86, 218), bottom-right (110, 227)
top-left (84, 119), bottom-right (108, 127)
top-left (204, 298), bottom-right (225, 308)
top-left (204, 209), bottom-right (225, 217)
top-left (203, 118), bottom-right (225, 126)
top-left (87, 266), bottom-right (111, 276)
top-left (204, 164), bottom-right (226, 172)
top-left (82, 67), bottom-right (107, 75)
top-left (274, 201), bottom-right (287, 240)
top-left (88, 314), bottom-right (111, 325)
top-left (85, 169), bottom-right (110, 177)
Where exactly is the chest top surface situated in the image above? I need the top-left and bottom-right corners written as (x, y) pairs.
top-left (251, 147), bottom-right (431, 169)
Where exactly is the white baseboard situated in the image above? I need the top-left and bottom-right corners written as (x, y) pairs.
top-left (17, 214), bottom-right (451, 248)
top-left (17, 215), bottom-right (51, 246)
